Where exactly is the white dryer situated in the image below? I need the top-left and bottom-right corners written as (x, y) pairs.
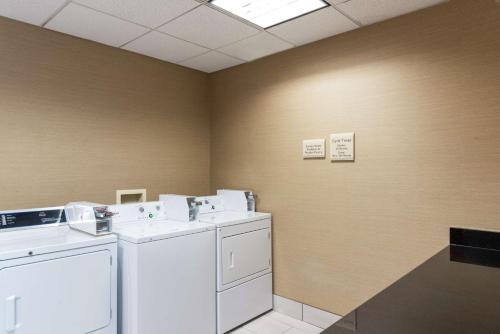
top-left (196, 193), bottom-right (272, 334)
top-left (0, 207), bottom-right (117, 334)
top-left (106, 201), bottom-right (216, 334)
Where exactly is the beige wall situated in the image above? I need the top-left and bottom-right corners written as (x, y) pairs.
top-left (1, 0), bottom-right (499, 319)
top-left (210, 0), bottom-right (500, 315)
top-left (0, 17), bottom-right (210, 210)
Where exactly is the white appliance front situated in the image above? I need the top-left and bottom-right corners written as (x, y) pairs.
top-left (214, 217), bottom-right (272, 334)
top-left (0, 244), bottom-right (116, 334)
top-left (216, 218), bottom-right (272, 291)
top-left (118, 228), bottom-right (216, 334)
top-left (217, 273), bottom-right (272, 334)
top-left (221, 228), bottom-right (271, 286)
top-left (170, 195), bottom-right (273, 333)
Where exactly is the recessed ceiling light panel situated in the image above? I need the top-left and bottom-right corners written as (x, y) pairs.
top-left (210, 0), bottom-right (329, 29)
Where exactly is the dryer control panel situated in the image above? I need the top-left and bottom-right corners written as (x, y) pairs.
top-left (0, 207), bottom-right (65, 231)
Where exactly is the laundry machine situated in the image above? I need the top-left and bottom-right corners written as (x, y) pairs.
top-left (0, 206), bottom-right (117, 334)
top-left (161, 191), bottom-right (273, 334)
top-left (105, 201), bottom-right (216, 334)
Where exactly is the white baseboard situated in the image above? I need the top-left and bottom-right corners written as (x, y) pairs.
top-left (272, 294), bottom-right (342, 329)
top-left (273, 295), bottom-right (303, 320)
top-left (303, 304), bottom-right (342, 329)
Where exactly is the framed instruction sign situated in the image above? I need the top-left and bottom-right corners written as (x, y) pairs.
top-left (330, 132), bottom-right (355, 161)
top-left (303, 139), bottom-right (325, 158)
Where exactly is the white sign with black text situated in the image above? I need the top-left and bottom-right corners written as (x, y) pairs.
top-left (303, 139), bottom-right (325, 159)
top-left (330, 132), bottom-right (355, 161)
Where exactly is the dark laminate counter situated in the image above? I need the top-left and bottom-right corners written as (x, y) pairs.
top-left (324, 228), bottom-right (500, 334)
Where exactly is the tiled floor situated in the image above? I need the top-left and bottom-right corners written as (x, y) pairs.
top-left (230, 311), bottom-right (323, 334)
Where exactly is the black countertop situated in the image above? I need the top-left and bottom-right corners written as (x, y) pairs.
top-left (324, 228), bottom-right (500, 334)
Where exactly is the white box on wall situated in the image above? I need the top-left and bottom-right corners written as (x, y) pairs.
top-left (116, 189), bottom-right (146, 204)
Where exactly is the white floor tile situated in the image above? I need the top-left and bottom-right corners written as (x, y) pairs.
top-left (267, 312), bottom-right (322, 333)
top-left (239, 312), bottom-right (323, 334)
top-left (284, 329), bottom-right (319, 334)
top-left (244, 315), bottom-right (291, 334)
top-left (231, 328), bottom-right (254, 334)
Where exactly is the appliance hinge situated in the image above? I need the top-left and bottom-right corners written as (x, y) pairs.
top-left (268, 232), bottom-right (271, 239)
top-left (110, 256), bottom-right (113, 266)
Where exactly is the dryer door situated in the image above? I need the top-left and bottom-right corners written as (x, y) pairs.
top-left (221, 228), bottom-right (271, 285)
top-left (0, 251), bottom-right (112, 334)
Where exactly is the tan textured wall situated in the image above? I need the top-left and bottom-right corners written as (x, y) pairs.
top-left (210, 0), bottom-right (500, 315)
top-left (0, 17), bottom-right (210, 210)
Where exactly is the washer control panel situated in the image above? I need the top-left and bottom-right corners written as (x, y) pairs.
top-left (196, 196), bottom-right (224, 214)
top-left (109, 201), bottom-right (166, 224)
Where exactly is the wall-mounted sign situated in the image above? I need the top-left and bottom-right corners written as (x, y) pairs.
top-left (330, 132), bottom-right (355, 161)
top-left (303, 139), bottom-right (325, 159)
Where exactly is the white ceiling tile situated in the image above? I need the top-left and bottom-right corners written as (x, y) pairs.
top-left (0, 0), bottom-right (67, 26)
top-left (73, 0), bottom-right (200, 28)
top-left (336, 0), bottom-right (448, 25)
top-left (268, 7), bottom-right (358, 46)
top-left (219, 33), bottom-right (293, 62)
top-left (180, 51), bottom-right (244, 73)
top-left (158, 6), bottom-right (260, 49)
top-left (123, 31), bottom-right (208, 63)
top-left (45, 3), bottom-right (149, 47)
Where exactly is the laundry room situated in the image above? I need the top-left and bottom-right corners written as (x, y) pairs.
top-left (0, 1), bottom-right (499, 334)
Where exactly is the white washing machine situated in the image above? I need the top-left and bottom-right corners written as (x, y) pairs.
top-left (106, 201), bottom-right (216, 334)
top-left (0, 206), bottom-right (117, 334)
top-left (162, 191), bottom-right (272, 334)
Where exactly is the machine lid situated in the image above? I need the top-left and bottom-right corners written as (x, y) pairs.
top-left (112, 220), bottom-right (215, 244)
top-left (0, 225), bottom-right (117, 261)
top-left (198, 211), bottom-right (271, 227)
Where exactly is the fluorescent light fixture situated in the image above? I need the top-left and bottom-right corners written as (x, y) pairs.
top-left (210, 0), bottom-right (329, 29)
